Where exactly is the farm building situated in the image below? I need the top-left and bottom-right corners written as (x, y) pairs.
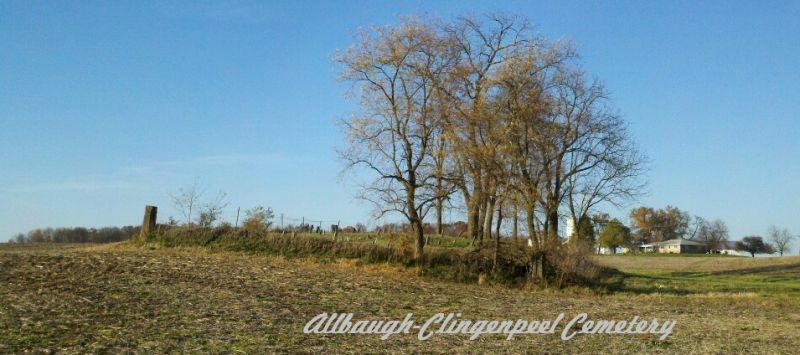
top-left (640, 238), bottom-right (707, 254)
top-left (596, 244), bottom-right (637, 254)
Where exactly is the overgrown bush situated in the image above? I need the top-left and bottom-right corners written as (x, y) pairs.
top-left (545, 242), bottom-right (605, 288)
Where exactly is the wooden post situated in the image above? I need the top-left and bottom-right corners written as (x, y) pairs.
top-left (332, 220), bottom-right (340, 241)
top-left (141, 205), bottom-right (157, 237)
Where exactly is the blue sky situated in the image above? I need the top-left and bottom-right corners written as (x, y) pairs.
top-left (1, 1), bottom-right (799, 248)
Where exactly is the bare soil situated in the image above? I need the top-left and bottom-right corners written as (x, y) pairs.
top-left (1, 243), bottom-right (798, 353)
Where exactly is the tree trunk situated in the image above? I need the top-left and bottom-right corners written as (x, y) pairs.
top-left (484, 196), bottom-right (495, 241)
top-left (547, 209), bottom-right (559, 244)
top-left (413, 219), bottom-right (425, 264)
top-left (477, 193), bottom-right (487, 244)
top-left (435, 197), bottom-right (443, 236)
top-left (466, 192), bottom-right (480, 243)
top-left (435, 134), bottom-right (446, 237)
top-left (406, 182), bottom-right (425, 265)
top-left (493, 229), bottom-right (500, 272)
top-left (495, 202), bottom-right (503, 240)
top-left (512, 206), bottom-right (518, 242)
top-left (526, 203), bottom-right (538, 250)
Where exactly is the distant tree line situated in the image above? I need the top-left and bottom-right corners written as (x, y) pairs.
top-left (11, 226), bottom-right (138, 244)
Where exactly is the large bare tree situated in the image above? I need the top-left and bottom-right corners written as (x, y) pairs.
top-left (337, 19), bottom-right (444, 263)
top-left (338, 13), bottom-right (647, 276)
top-left (532, 68), bottom-right (646, 245)
top-left (436, 15), bottom-right (537, 244)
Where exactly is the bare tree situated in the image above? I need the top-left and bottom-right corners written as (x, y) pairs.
top-left (431, 132), bottom-right (458, 236)
top-left (696, 219), bottom-right (729, 252)
top-left (495, 42), bottom-right (572, 248)
top-left (337, 18), bottom-right (444, 263)
top-left (171, 180), bottom-right (204, 225)
top-left (436, 14), bottom-right (536, 244)
top-left (483, 26), bottom-right (645, 248)
top-left (197, 191), bottom-right (229, 227)
top-left (560, 76), bottom-right (646, 237)
top-left (688, 215), bottom-right (706, 240)
top-left (533, 68), bottom-right (646, 245)
top-left (768, 226), bottom-right (794, 257)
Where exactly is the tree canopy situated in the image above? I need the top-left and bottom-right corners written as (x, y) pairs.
top-left (735, 236), bottom-right (774, 258)
top-left (598, 219), bottom-right (631, 254)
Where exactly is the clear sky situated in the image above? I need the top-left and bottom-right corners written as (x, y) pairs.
top-left (1, 1), bottom-right (799, 249)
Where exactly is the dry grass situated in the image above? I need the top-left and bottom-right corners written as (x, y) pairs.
top-left (135, 228), bottom-right (553, 286)
top-left (1, 243), bottom-right (799, 353)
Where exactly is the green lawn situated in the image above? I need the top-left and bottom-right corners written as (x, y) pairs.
top-left (596, 254), bottom-right (800, 297)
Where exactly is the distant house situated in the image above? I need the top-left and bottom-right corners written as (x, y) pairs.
top-left (596, 238), bottom-right (747, 255)
top-left (596, 245), bottom-right (635, 254)
top-left (640, 238), bottom-right (707, 254)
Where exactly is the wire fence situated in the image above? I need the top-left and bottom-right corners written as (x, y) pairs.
top-left (273, 213), bottom-right (343, 233)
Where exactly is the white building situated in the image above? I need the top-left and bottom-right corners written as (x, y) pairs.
top-left (596, 245), bottom-right (634, 254)
top-left (564, 217), bottom-right (577, 242)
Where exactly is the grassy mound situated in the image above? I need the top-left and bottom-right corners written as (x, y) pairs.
top-left (134, 226), bottom-right (610, 288)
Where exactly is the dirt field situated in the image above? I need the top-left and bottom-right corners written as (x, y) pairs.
top-left (1, 243), bottom-right (799, 353)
